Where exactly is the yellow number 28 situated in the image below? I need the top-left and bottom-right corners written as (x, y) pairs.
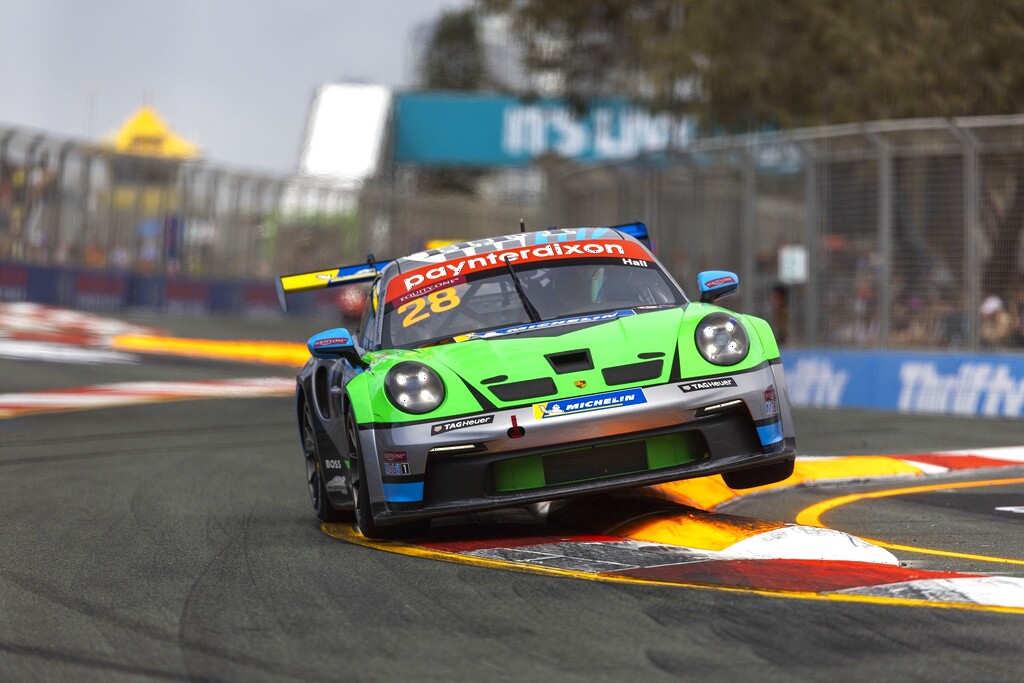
top-left (398, 288), bottom-right (461, 327)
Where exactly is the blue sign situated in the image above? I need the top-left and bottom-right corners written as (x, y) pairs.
top-left (393, 92), bottom-right (697, 167)
top-left (783, 349), bottom-right (1024, 419)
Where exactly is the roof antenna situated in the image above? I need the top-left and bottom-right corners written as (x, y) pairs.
top-left (367, 253), bottom-right (376, 271)
top-left (520, 218), bottom-right (526, 233)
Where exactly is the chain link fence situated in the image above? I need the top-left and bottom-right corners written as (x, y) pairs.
top-left (6, 115), bottom-right (1024, 349)
top-left (0, 125), bottom-right (372, 283)
top-left (0, 125), bottom-right (537, 284)
top-left (543, 115), bottom-right (1024, 352)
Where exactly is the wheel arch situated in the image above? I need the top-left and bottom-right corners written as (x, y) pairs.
top-left (342, 372), bottom-right (376, 425)
top-left (294, 383), bottom-right (307, 442)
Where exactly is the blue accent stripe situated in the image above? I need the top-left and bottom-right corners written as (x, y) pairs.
top-left (756, 421), bottom-right (784, 446)
top-left (382, 482), bottom-right (424, 502)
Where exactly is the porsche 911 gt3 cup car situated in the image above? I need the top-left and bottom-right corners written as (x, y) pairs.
top-left (278, 223), bottom-right (797, 539)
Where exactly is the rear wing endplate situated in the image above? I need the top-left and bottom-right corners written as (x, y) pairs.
top-left (610, 221), bottom-right (651, 249)
top-left (276, 259), bottom-right (392, 312)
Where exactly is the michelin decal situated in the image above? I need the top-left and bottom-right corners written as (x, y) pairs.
top-left (534, 388), bottom-right (646, 419)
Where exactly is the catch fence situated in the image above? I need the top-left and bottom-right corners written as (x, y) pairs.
top-left (542, 116), bottom-right (1024, 352)
top-left (5, 116), bottom-right (1024, 352)
top-left (0, 125), bottom-right (366, 282)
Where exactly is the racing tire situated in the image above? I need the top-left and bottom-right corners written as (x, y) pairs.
top-left (302, 403), bottom-right (349, 523)
top-left (722, 458), bottom-right (795, 490)
top-left (346, 409), bottom-right (428, 540)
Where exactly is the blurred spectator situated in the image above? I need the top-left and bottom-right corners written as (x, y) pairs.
top-left (1, 161), bottom-right (26, 260)
top-left (979, 295), bottom-right (1016, 347)
top-left (892, 296), bottom-right (936, 348)
top-left (111, 245), bottom-right (132, 270)
top-left (933, 288), bottom-right (966, 347)
top-left (1009, 289), bottom-right (1024, 349)
top-left (0, 162), bottom-right (12, 257)
top-left (84, 242), bottom-right (106, 268)
top-left (25, 153), bottom-right (58, 262)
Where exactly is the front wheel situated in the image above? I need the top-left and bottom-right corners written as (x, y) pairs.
top-left (346, 409), bottom-right (428, 540)
top-left (722, 458), bottom-right (795, 490)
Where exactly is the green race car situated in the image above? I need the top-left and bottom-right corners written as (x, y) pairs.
top-left (279, 224), bottom-right (797, 539)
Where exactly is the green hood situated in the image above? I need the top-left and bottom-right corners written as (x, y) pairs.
top-left (352, 305), bottom-right (775, 423)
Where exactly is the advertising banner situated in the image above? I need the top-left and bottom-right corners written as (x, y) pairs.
top-left (393, 92), bottom-right (696, 166)
top-left (783, 349), bottom-right (1024, 419)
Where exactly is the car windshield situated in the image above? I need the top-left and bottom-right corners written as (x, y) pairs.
top-left (381, 252), bottom-right (685, 348)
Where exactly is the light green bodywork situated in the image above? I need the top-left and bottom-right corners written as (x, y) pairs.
top-left (344, 304), bottom-right (778, 425)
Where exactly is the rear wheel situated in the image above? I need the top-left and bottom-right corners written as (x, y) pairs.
top-left (346, 409), bottom-right (428, 540)
top-left (302, 403), bottom-right (348, 522)
top-left (722, 458), bottom-right (795, 489)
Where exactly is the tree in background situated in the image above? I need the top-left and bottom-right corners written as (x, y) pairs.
top-left (416, 9), bottom-right (488, 195)
top-left (476, 1), bottom-right (672, 112)
top-left (478, 0), bottom-right (1024, 126)
top-left (420, 9), bottom-right (487, 91)
top-left (480, 0), bottom-right (1024, 301)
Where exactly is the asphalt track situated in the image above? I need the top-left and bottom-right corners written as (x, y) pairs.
top-left (3, 312), bottom-right (1024, 681)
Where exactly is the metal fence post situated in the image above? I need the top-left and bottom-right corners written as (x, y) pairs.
top-left (953, 124), bottom-right (982, 350)
top-left (801, 144), bottom-right (819, 346)
top-left (686, 156), bottom-right (700, 288)
top-left (741, 149), bottom-right (757, 313)
top-left (868, 130), bottom-right (893, 346)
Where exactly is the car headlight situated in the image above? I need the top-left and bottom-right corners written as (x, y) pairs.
top-left (695, 313), bottom-right (749, 366)
top-left (385, 362), bottom-right (446, 414)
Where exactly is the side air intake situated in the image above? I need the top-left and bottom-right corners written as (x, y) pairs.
top-left (602, 360), bottom-right (663, 386)
top-left (490, 377), bottom-right (558, 402)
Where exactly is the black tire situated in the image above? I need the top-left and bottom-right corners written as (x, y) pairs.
top-left (346, 409), bottom-right (428, 540)
top-left (301, 403), bottom-right (348, 522)
top-left (722, 458), bottom-right (795, 489)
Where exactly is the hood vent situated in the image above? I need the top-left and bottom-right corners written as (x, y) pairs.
top-left (602, 360), bottom-right (663, 386)
top-left (490, 377), bottom-right (558, 402)
top-left (545, 349), bottom-right (594, 374)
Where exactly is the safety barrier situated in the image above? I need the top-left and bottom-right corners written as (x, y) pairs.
top-left (0, 262), bottom-right (341, 318)
top-left (783, 348), bottom-right (1024, 419)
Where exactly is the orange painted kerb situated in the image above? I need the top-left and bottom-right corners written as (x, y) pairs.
top-left (112, 334), bottom-right (309, 367)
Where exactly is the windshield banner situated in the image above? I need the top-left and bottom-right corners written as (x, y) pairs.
top-left (386, 239), bottom-right (652, 303)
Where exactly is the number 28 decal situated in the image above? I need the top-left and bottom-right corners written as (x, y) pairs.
top-left (398, 288), bottom-right (461, 327)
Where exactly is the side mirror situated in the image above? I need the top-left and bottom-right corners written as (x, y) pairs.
top-left (697, 271), bottom-right (739, 304)
top-left (307, 328), bottom-right (364, 367)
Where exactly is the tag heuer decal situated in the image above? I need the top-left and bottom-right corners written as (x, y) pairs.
top-left (431, 415), bottom-right (494, 435)
top-left (678, 378), bottom-right (738, 393)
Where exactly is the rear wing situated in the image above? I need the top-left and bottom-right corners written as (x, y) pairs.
top-left (277, 260), bottom-right (392, 312)
top-left (609, 221), bottom-right (652, 250)
top-left (275, 222), bottom-right (652, 311)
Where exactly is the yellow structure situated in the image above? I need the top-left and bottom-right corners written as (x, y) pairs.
top-left (95, 106), bottom-right (201, 213)
top-left (101, 106), bottom-right (201, 159)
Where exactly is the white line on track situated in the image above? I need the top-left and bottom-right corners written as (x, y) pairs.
top-left (0, 378), bottom-right (295, 417)
top-left (0, 340), bottom-right (137, 364)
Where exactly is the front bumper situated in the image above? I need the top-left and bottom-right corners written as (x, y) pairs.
top-left (359, 361), bottom-right (797, 525)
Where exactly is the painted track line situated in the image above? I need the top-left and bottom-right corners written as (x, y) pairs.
top-left (0, 378), bottom-right (295, 418)
top-left (796, 476), bottom-right (1024, 567)
top-left (325, 524), bottom-right (1024, 614)
top-left (323, 452), bottom-right (1024, 612)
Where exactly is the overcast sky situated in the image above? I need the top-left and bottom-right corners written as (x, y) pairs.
top-left (0, 0), bottom-right (469, 174)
